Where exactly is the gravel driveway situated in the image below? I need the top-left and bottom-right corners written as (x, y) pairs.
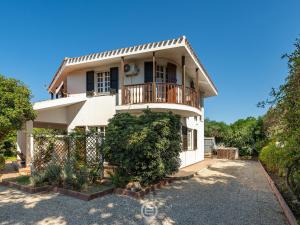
top-left (0, 160), bottom-right (288, 225)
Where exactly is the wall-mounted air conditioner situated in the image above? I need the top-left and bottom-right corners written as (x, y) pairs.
top-left (124, 63), bottom-right (139, 76)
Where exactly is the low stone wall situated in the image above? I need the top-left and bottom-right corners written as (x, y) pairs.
top-left (217, 147), bottom-right (239, 160)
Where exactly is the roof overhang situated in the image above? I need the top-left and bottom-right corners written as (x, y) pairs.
top-left (48, 36), bottom-right (218, 97)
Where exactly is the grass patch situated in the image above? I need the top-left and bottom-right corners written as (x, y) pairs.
top-left (4, 156), bottom-right (17, 162)
top-left (6, 176), bottom-right (31, 186)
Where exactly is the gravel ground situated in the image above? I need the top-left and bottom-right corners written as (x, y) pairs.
top-left (0, 160), bottom-right (288, 225)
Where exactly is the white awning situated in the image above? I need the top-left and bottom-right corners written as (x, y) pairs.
top-left (33, 96), bottom-right (86, 111)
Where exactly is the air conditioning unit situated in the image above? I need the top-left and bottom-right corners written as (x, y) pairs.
top-left (124, 63), bottom-right (139, 76)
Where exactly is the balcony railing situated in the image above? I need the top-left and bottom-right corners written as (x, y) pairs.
top-left (122, 83), bottom-right (199, 108)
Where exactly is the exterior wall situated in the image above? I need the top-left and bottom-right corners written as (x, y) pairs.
top-left (66, 58), bottom-right (186, 98)
top-left (67, 72), bottom-right (86, 96)
top-left (123, 58), bottom-right (183, 86)
top-left (179, 115), bottom-right (204, 168)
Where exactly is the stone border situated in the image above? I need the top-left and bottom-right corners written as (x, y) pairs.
top-left (52, 187), bottom-right (115, 201)
top-left (0, 180), bottom-right (52, 194)
top-left (115, 178), bottom-right (179, 199)
top-left (0, 180), bottom-right (114, 201)
top-left (259, 161), bottom-right (298, 225)
top-left (1, 162), bottom-right (212, 201)
top-left (114, 163), bottom-right (212, 199)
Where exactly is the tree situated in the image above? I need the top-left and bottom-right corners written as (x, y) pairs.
top-left (0, 75), bottom-right (36, 142)
top-left (103, 110), bottom-right (181, 186)
top-left (205, 117), bottom-right (267, 156)
top-left (259, 38), bottom-right (300, 158)
top-left (204, 118), bottom-right (229, 144)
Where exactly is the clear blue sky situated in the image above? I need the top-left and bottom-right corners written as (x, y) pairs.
top-left (0, 0), bottom-right (299, 123)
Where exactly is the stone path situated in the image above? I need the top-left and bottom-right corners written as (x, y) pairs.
top-left (0, 160), bottom-right (288, 225)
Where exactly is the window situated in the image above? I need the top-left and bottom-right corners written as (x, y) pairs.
top-left (97, 71), bottom-right (110, 93)
top-left (187, 129), bottom-right (193, 150)
top-left (156, 65), bottom-right (165, 83)
top-left (99, 126), bottom-right (106, 138)
top-left (88, 126), bottom-right (106, 137)
top-left (182, 126), bottom-right (198, 151)
top-left (193, 129), bottom-right (198, 150)
top-left (182, 126), bottom-right (188, 151)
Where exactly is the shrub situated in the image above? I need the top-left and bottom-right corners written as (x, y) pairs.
top-left (259, 141), bottom-right (287, 175)
top-left (61, 159), bottom-right (89, 191)
top-left (61, 160), bottom-right (75, 189)
top-left (103, 109), bottom-right (181, 185)
top-left (73, 166), bottom-right (88, 191)
top-left (108, 170), bottom-right (131, 188)
top-left (0, 154), bottom-right (5, 171)
top-left (43, 162), bottom-right (61, 185)
top-left (30, 172), bottom-right (46, 187)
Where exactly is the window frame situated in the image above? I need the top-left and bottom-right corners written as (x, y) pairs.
top-left (156, 64), bottom-right (166, 83)
top-left (96, 70), bottom-right (110, 94)
top-left (187, 128), bottom-right (193, 150)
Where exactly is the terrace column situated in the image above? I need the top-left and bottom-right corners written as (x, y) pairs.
top-left (152, 52), bottom-right (156, 102)
top-left (196, 68), bottom-right (199, 108)
top-left (182, 56), bottom-right (186, 104)
top-left (120, 57), bottom-right (125, 105)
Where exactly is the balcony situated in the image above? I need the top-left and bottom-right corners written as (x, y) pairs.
top-left (117, 83), bottom-right (201, 117)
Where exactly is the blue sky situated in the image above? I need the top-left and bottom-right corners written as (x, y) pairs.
top-left (0, 0), bottom-right (299, 123)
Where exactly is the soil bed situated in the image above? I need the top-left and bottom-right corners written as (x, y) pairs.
top-left (267, 170), bottom-right (300, 223)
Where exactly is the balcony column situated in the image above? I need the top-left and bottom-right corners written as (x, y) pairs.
top-left (152, 52), bottom-right (156, 102)
top-left (120, 57), bottom-right (125, 105)
top-left (182, 56), bottom-right (186, 104)
top-left (196, 68), bottom-right (199, 108)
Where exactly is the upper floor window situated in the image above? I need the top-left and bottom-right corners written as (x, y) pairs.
top-left (156, 65), bottom-right (165, 83)
top-left (97, 71), bottom-right (110, 93)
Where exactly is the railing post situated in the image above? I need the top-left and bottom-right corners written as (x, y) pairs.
top-left (152, 52), bottom-right (156, 102)
top-left (182, 56), bottom-right (186, 104)
top-left (120, 57), bottom-right (125, 105)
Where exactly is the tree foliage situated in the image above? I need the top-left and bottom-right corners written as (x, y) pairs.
top-left (260, 38), bottom-right (300, 159)
top-left (0, 75), bottom-right (36, 142)
top-left (205, 117), bottom-right (267, 156)
top-left (103, 110), bottom-right (181, 186)
top-left (204, 118), bottom-right (229, 143)
top-left (258, 38), bottom-right (300, 199)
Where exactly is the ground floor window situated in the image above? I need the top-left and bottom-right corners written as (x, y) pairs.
top-left (193, 129), bottom-right (198, 150)
top-left (182, 126), bottom-right (198, 151)
top-left (187, 129), bottom-right (193, 150)
top-left (88, 126), bottom-right (106, 138)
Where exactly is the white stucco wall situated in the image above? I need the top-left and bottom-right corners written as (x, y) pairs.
top-left (179, 115), bottom-right (204, 168)
top-left (67, 72), bottom-right (86, 96)
top-left (66, 58), bottom-right (186, 98)
top-left (66, 95), bottom-right (117, 131)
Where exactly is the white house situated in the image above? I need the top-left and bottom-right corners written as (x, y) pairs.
top-left (17, 36), bottom-right (218, 168)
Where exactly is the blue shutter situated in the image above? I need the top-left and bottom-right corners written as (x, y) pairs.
top-left (86, 71), bottom-right (95, 92)
top-left (144, 62), bottom-right (153, 83)
top-left (110, 67), bottom-right (119, 93)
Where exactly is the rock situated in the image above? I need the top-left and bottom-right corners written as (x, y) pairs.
top-left (126, 181), bottom-right (142, 192)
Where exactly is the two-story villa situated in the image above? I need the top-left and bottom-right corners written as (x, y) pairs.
top-left (17, 36), bottom-right (218, 168)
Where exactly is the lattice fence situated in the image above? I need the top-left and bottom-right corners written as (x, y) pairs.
top-left (33, 133), bottom-right (104, 173)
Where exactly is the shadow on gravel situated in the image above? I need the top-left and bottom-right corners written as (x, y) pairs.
top-left (0, 160), bottom-right (288, 225)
